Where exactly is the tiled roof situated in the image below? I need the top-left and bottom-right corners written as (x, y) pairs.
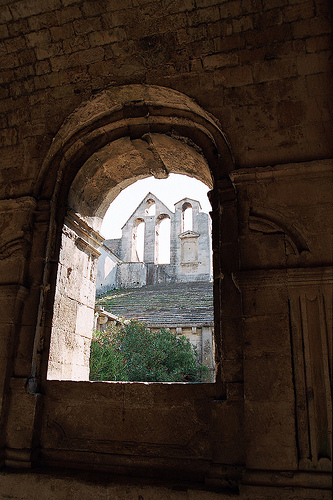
top-left (96, 281), bottom-right (214, 327)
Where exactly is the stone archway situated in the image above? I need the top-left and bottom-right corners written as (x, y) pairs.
top-left (33, 84), bottom-right (238, 390)
top-left (12, 85), bottom-right (244, 479)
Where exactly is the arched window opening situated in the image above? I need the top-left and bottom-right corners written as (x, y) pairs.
top-left (36, 86), bottom-right (239, 482)
top-left (91, 174), bottom-right (215, 383)
top-left (132, 218), bottom-right (145, 262)
top-left (155, 214), bottom-right (171, 264)
top-left (145, 199), bottom-right (156, 216)
top-left (47, 180), bottom-right (214, 384)
top-left (182, 203), bottom-right (193, 232)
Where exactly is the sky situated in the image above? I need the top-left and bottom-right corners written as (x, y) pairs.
top-left (100, 173), bottom-right (212, 240)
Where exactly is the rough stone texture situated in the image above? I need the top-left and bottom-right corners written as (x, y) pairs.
top-left (97, 192), bottom-right (212, 292)
top-left (0, 0), bottom-right (332, 497)
top-left (47, 212), bottom-right (103, 381)
top-left (95, 244), bottom-right (118, 293)
top-left (95, 281), bottom-right (215, 375)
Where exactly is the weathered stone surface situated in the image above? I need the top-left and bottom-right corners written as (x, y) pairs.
top-left (0, 0), bottom-right (332, 496)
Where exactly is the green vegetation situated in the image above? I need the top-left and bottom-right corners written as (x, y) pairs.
top-left (90, 320), bottom-right (208, 382)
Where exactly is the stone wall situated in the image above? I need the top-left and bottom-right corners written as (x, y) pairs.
top-left (0, 0), bottom-right (332, 497)
top-left (97, 192), bottom-right (212, 292)
top-left (95, 244), bottom-right (118, 292)
top-left (0, 0), bottom-right (331, 191)
top-left (47, 211), bottom-right (103, 381)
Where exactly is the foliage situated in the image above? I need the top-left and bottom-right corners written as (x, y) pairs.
top-left (89, 320), bottom-right (208, 382)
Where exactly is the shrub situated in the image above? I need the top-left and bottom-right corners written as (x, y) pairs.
top-left (89, 320), bottom-right (208, 382)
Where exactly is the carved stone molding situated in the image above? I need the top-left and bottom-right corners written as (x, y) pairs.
top-left (0, 197), bottom-right (37, 265)
top-left (289, 288), bottom-right (332, 471)
top-left (248, 207), bottom-right (309, 256)
top-left (230, 159), bottom-right (333, 184)
top-left (236, 267), bottom-right (332, 289)
top-left (65, 210), bottom-right (104, 258)
top-left (236, 265), bottom-right (332, 472)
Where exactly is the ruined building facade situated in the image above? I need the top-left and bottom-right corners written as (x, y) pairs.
top-left (96, 192), bottom-right (212, 292)
top-left (0, 0), bottom-right (332, 498)
top-left (94, 193), bottom-right (215, 379)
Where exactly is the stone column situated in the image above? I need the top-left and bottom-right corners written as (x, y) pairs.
top-left (47, 211), bottom-right (103, 381)
top-left (207, 178), bottom-right (245, 473)
top-left (201, 326), bottom-right (215, 381)
top-left (288, 267), bottom-right (332, 472)
top-left (143, 215), bottom-right (155, 264)
top-left (0, 197), bottom-right (39, 468)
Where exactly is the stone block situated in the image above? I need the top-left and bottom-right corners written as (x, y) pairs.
top-left (50, 23), bottom-right (75, 42)
top-left (14, 64), bottom-right (35, 80)
top-left (62, 34), bottom-right (90, 54)
top-left (244, 355), bottom-right (294, 402)
top-left (292, 16), bottom-right (332, 39)
top-left (75, 303), bottom-right (94, 339)
top-left (13, 325), bottom-right (36, 377)
top-left (296, 51), bottom-right (331, 76)
top-left (34, 60), bottom-right (51, 76)
top-left (0, 5), bottom-right (12, 23)
top-left (241, 284), bottom-right (288, 317)
top-left (1, 52), bottom-right (20, 69)
top-left (26, 29), bottom-right (51, 47)
top-left (212, 400), bottom-right (245, 464)
top-left (164, 0), bottom-right (195, 13)
top-left (55, 5), bottom-right (82, 24)
top-left (4, 36), bottom-right (26, 53)
top-left (243, 312), bottom-right (290, 358)
top-left (207, 19), bottom-right (233, 38)
top-left (0, 471), bottom-right (107, 500)
top-left (277, 100), bottom-right (306, 128)
top-left (10, 0), bottom-right (61, 20)
top-left (240, 233), bottom-right (287, 270)
top-left (5, 378), bottom-right (40, 451)
top-left (219, 0), bottom-right (242, 18)
top-left (262, 0), bottom-right (288, 9)
top-left (222, 359), bottom-right (243, 384)
top-left (232, 15), bottom-right (253, 32)
top-left (256, 8), bottom-right (283, 28)
top-left (81, 1), bottom-right (105, 16)
top-left (306, 34), bottom-right (332, 53)
top-left (27, 11), bottom-right (58, 31)
top-left (203, 52), bottom-right (238, 70)
top-left (196, 0), bottom-right (223, 6)
top-left (213, 65), bottom-right (253, 87)
top-left (307, 72), bottom-right (332, 97)
top-left (42, 382), bottom-right (214, 460)
top-left (246, 24), bottom-right (293, 48)
top-left (7, 19), bottom-right (29, 37)
top-left (0, 322), bottom-right (12, 361)
top-left (50, 47), bottom-right (105, 71)
top-left (18, 48), bottom-right (36, 66)
top-left (282, 1), bottom-right (314, 22)
top-left (252, 58), bottom-right (297, 83)
top-left (245, 400), bottom-right (297, 469)
top-left (36, 41), bottom-right (64, 60)
top-left (89, 28), bottom-right (126, 47)
top-left (187, 6), bottom-right (220, 26)
top-left (0, 127), bottom-right (17, 148)
top-left (0, 23), bottom-right (9, 39)
top-left (213, 34), bottom-right (246, 52)
top-left (73, 17), bottom-right (102, 36)
top-left (220, 317), bottom-right (243, 360)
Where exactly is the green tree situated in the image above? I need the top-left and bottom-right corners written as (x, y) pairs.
top-left (89, 320), bottom-right (208, 382)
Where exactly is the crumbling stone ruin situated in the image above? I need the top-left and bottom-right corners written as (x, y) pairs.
top-left (96, 192), bottom-right (212, 292)
top-left (0, 0), bottom-right (332, 498)
top-left (95, 192), bottom-right (215, 379)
